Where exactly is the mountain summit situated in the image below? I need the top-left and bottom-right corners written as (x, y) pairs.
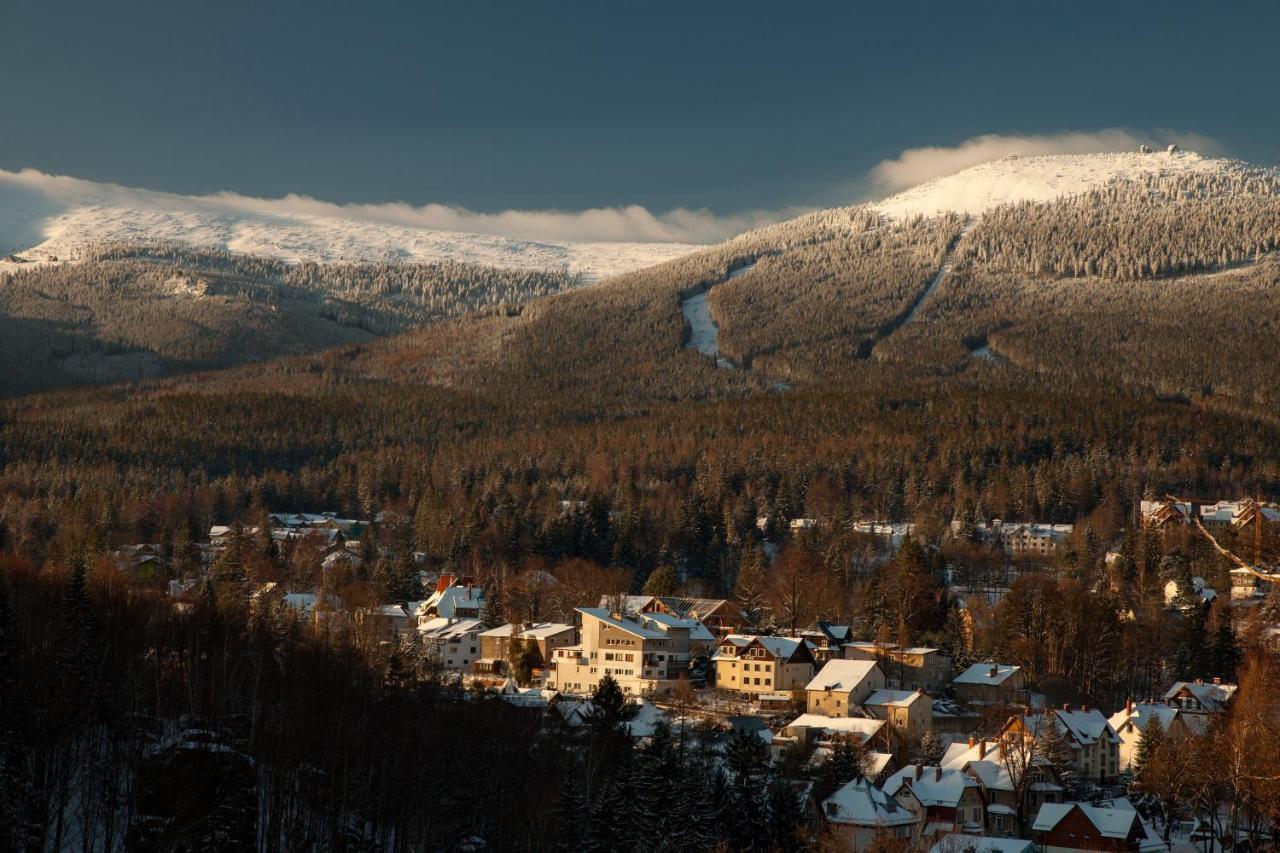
top-left (874, 149), bottom-right (1267, 219)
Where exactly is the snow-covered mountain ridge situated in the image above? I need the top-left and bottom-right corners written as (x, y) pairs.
top-left (873, 149), bottom-right (1274, 219)
top-left (0, 168), bottom-right (699, 279)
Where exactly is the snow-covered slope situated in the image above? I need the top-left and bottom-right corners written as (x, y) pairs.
top-left (874, 150), bottom-right (1261, 219)
top-left (0, 168), bottom-right (699, 279)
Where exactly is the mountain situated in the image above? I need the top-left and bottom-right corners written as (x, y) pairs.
top-left (0, 168), bottom-right (698, 278)
top-left (2, 151), bottom-right (1277, 405)
top-left (872, 148), bottom-right (1260, 218)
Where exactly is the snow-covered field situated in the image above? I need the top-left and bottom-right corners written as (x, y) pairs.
top-left (874, 150), bottom-right (1259, 219)
top-left (0, 168), bottom-right (700, 279)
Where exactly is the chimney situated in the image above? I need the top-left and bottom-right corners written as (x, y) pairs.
top-left (1125, 698), bottom-right (1134, 715)
top-left (916, 765), bottom-right (923, 780)
top-left (1195, 677), bottom-right (1204, 685)
top-left (1081, 704), bottom-right (1089, 713)
top-left (989, 666), bottom-right (998, 679)
top-left (935, 766), bottom-right (942, 782)
top-left (968, 735), bottom-right (976, 748)
top-left (1212, 677), bottom-right (1221, 685)
top-left (978, 740), bottom-right (987, 760)
top-left (1062, 703), bottom-right (1071, 712)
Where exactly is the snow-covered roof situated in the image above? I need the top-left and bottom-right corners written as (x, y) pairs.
top-left (1163, 680), bottom-right (1235, 711)
top-left (623, 700), bottom-right (667, 738)
top-left (1033, 801), bottom-right (1139, 839)
top-left (424, 584), bottom-right (484, 618)
top-left (885, 765), bottom-right (976, 808)
top-left (418, 617), bottom-right (485, 639)
top-left (1108, 703), bottom-right (1180, 737)
top-left (785, 714), bottom-right (884, 743)
top-left (823, 778), bottom-right (917, 828)
top-left (637, 611), bottom-right (716, 642)
top-left (865, 689), bottom-right (928, 708)
top-left (806, 659), bottom-right (880, 693)
top-left (577, 607), bottom-right (668, 640)
top-left (479, 622), bottom-right (575, 640)
top-left (953, 663), bottom-right (1020, 686)
top-left (1034, 707), bottom-right (1119, 746)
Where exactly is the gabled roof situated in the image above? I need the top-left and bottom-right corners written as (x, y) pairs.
top-left (577, 607), bottom-right (668, 640)
top-left (1033, 801), bottom-right (1138, 838)
top-left (823, 778), bottom-right (917, 827)
top-left (953, 663), bottom-right (1020, 686)
top-left (637, 611), bottom-right (716, 642)
top-left (418, 617), bottom-right (485, 639)
top-left (806, 659), bottom-right (880, 693)
top-left (1163, 680), bottom-right (1235, 711)
top-left (423, 584), bottom-right (484, 618)
top-left (786, 714), bottom-right (885, 743)
top-left (884, 765), bottom-right (978, 808)
top-left (1034, 708), bottom-right (1120, 746)
top-left (865, 689), bottom-right (928, 708)
top-left (479, 622), bottom-right (575, 640)
top-left (1107, 703), bottom-right (1180, 736)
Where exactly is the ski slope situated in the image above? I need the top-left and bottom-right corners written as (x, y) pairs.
top-left (0, 168), bottom-right (700, 279)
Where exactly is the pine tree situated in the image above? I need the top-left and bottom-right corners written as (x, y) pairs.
top-left (480, 581), bottom-right (506, 629)
top-left (916, 729), bottom-right (945, 766)
top-left (1131, 715), bottom-right (1164, 787)
top-left (1209, 609), bottom-right (1240, 682)
top-left (724, 727), bottom-right (771, 780)
top-left (552, 770), bottom-right (588, 853)
top-left (1037, 714), bottom-right (1077, 795)
top-left (642, 564), bottom-right (679, 596)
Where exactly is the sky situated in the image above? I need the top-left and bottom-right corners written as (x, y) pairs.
top-left (2, 0), bottom-right (1278, 242)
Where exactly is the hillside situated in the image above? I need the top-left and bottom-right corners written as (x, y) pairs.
top-left (0, 167), bottom-right (699, 278)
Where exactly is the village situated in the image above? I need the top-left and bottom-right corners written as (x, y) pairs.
top-left (97, 496), bottom-right (1280, 853)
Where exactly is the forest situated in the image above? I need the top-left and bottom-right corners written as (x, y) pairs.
top-left (2, 168), bottom-right (1280, 849)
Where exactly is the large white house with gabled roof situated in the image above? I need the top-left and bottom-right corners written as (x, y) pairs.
top-left (545, 607), bottom-right (691, 697)
top-left (804, 659), bottom-right (886, 715)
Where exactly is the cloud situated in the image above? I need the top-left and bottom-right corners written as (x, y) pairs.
top-left (869, 129), bottom-right (1224, 194)
top-left (0, 166), bottom-right (795, 246)
top-left (188, 190), bottom-right (801, 245)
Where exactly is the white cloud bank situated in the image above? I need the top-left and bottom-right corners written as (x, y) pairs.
top-left (868, 129), bottom-right (1224, 194)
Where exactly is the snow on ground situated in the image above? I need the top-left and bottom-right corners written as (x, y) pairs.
top-left (0, 168), bottom-right (700, 279)
top-left (874, 150), bottom-right (1253, 219)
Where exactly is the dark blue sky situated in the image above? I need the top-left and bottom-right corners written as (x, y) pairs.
top-left (3, 0), bottom-right (1277, 215)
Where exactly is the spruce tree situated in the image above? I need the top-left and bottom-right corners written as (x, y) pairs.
top-left (1131, 715), bottom-right (1164, 787)
top-left (552, 770), bottom-right (588, 853)
top-left (1037, 714), bottom-right (1077, 795)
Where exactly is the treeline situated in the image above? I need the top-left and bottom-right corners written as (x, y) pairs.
top-left (959, 168), bottom-right (1280, 280)
top-left (0, 554), bottom-right (832, 851)
top-left (0, 243), bottom-right (578, 397)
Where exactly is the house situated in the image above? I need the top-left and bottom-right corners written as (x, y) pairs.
top-left (821, 777), bottom-right (919, 851)
top-left (357, 604), bottom-right (411, 641)
top-left (1139, 499), bottom-right (1192, 529)
top-left (802, 621), bottom-right (854, 662)
top-left (1162, 576), bottom-right (1216, 608)
top-left (421, 575), bottom-right (484, 620)
top-left (864, 689), bottom-right (934, 742)
top-left (546, 607), bottom-right (692, 696)
top-left (884, 764), bottom-right (987, 844)
top-left (1107, 700), bottom-right (1202, 771)
top-left (605, 594), bottom-right (752, 636)
top-left (844, 642), bottom-right (950, 692)
top-left (783, 714), bottom-right (898, 756)
top-left (1004, 706), bottom-right (1121, 784)
top-left (635, 611), bottom-right (717, 657)
top-left (1229, 566), bottom-right (1270, 600)
top-left (477, 622), bottom-right (577, 674)
top-left (1031, 799), bottom-right (1166, 852)
top-left (496, 676), bottom-right (559, 711)
top-left (418, 617), bottom-right (485, 670)
top-left (805, 659), bottom-right (885, 715)
top-left (962, 521), bottom-right (1073, 557)
top-left (952, 663), bottom-right (1024, 706)
top-left (714, 635), bottom-right (817, 699)
top-left (941, 737), bottom-right (1065, 836)
top-left (1162, 679), bottom-right (1235, 713)
top-left (1198, 498), bottom-right (1280, 531)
